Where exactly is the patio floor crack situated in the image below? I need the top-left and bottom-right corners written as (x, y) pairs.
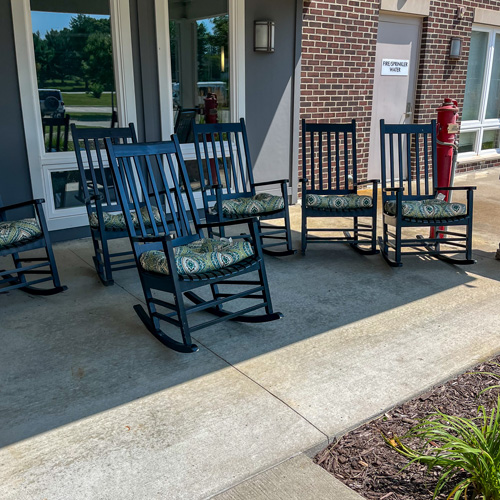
top-left (68, 247), bottom-right (328, 440)
top-left (194, 338), bottom-right (329, 441)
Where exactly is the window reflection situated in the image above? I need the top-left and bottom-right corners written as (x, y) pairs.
top-left (169, 1), bottom-right (229, 142)
top-left (31, 1), bottom-right (118, 154)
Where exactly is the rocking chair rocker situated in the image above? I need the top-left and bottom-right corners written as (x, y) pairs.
top-left (379, 120), bottom-right (476, 267)
top-left (192, 119), bottom-right (295, 256)
top-left (71, 124), bottom-right (138, 285)
top-left (0, 196), bottom-right (66, 295)
top-left (105, 136), bottom-right (283, 353)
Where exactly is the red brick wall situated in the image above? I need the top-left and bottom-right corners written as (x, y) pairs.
top-left (300, 0), bottom-right (379, 185)
top-left (299, 0), bottom-right (500, 186)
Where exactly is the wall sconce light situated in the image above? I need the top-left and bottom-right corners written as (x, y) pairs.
top-left (220, 46), bottom-right (225, 72)
top-left (254, 20), bottom-right (275, 53)
top-left (449, 37), bottom-right (462, 59)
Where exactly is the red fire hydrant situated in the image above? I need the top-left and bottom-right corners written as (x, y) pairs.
top-left (432, 98), bottom-right (460, 238)
top-left (204, 92), bottom-right (218, 124)
top-left (203, 93), bottom-right (219, 182)
top-left (436, 98), bottom-right (460, 201)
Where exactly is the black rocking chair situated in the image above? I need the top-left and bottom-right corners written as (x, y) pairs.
top-left (192, 118), bottom-right (295, 256)
top-left (301, 119), bottom-right (379, 255)
top-left (379, 119), bottom-right (476, 267)
top-left (0, 196), bottom-right (66, 295)
top-left (71, 124), bottom-right (138, 285)
top-left (105, 136), bottom-right (283, 353)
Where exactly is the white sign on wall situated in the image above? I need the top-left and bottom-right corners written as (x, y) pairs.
top-left (381, 59), bottom-right (409, 76)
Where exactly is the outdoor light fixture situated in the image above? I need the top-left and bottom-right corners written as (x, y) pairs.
top-left (254, 20), bottom-right (275, 52)
top-left (221, 46), bottom-right (225, 72)
top-left (449, 37), bottom-right (462, 59)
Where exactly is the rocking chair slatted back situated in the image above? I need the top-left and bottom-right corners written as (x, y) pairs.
top-left (302, 119), bottom-right (357, 194)
top-left (380, 120), bottom-right (437, 200)
top-left (105, 138), bottom-right (200, 249)
top-left (71, 124), bottom-right (137, 210)
top-left (193, 119), bottom-right (254, 201)
top-left (43, 115), bottom-right (71, 152)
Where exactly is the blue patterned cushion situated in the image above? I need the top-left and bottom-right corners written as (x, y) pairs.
top-left (89, 206), bottom-right (162, 230)
top-left (0, 218), bottom-right (42, 248)
top-left (306, 193), bottom-right (373, 210)
top-left (140, 238), bottom-right (254, 276)
top-left (384, 199), bottom-right (467, 219)
top-left (210, 193), bottom-right (285, 217)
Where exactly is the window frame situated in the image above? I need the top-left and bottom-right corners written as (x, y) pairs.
top-left (460, 24), bottom-right (500, 160)
top-left (11, 0), bottom-right (137, 230)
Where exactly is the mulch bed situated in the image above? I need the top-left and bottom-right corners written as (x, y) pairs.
top-left (314, 357), bottom-right (500, 499)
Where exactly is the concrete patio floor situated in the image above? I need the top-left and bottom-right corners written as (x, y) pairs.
top-left (1, 167), bottom-right (500, 499)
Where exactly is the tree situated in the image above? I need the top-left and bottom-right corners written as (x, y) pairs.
top-left (33, 31), bottom-right (53, 87)
top-left (82, 32), bottom-right (114, 92)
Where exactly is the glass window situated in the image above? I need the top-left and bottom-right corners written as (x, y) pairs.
top-left (486, 34), bottom-right (500, 119)
top-left (169, 1), bottom-right (229, 143)
top-left (462, 31), bottom-right (488, 121)
top-left (458, 131), bottom-right (476, 154)
top-left (481, 129), bottom-right (500, 150)
top-left (460, 28), bottom-right (500, 157)
top-left (31, 1), bottom-right (118, 155)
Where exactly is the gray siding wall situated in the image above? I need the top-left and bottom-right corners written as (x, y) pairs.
top-left (0, 0), bottom-right (32, 207)
top-left (245, 0), bottom-right (301, 198)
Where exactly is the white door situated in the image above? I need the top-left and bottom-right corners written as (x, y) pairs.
top-left (368, 14), bottom-right (421, 180)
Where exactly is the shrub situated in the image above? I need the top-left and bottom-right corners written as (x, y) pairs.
top-left (386, 398), bottom-right (500, 500)
top-left (88, 83), bottom-right (103, 99)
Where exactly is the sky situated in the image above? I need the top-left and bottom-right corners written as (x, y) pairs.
top-left (31, 11), bottom-right (215, 37)
top-left (31, 12), bottom-right (109, 37)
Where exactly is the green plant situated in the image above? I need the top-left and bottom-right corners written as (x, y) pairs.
top-left (88, 83), bottom-right (103, 99)
top-left (385, 398), bottom-right (500, 500)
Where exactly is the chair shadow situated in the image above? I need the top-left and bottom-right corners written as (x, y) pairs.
top-left (0, 222), bottom-right (486, 448)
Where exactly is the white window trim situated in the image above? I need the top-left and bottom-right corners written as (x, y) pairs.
top-left (11, 0), bottom-right (137, 231)
top-left (460, 24), bottom-right (500, 160)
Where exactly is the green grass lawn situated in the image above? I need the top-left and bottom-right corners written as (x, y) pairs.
top-left (69, 112), bottom-right (112, 121)
top-left (63, 93), bottom-right (113, 107)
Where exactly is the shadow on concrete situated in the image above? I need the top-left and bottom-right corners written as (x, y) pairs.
top-left (0, 220), bottom-right (481, 448)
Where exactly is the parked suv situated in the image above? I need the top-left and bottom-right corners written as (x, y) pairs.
top-left (39, 89), bottom-right (65, 118)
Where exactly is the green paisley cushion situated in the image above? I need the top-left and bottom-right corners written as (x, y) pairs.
top-left (89, 206), bottom-right (162, 230)
top-left (305, 193), bottom-right (373, 210)
top-left (211, 193), bottom-right (285, 217)
top-left (0, 218), bottom-right (42, 248)
top-left (140, 238), bottom-right (254, 276)
top-left (384, 199), bottom-right (467, 219)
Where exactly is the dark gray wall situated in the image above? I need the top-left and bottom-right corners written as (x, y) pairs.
top-left (130, 0), bottom-right (161, 142)
top-left (245, 0), bottom-right (301, 193)
top-left (0, 0), bottom-right (33, 207)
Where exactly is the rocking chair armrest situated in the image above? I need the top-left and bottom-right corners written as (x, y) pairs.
top-left (0, 198), bottom-right (45, 212)
top-left (84, 193), bottom-right (104, 204)
top-left (355, 179), bottom-right (379, 186)
top-left (382, 187), bottom-right (404, 193)
top-left (196, 217), bottom-right (256, 230)
top-left (299, 178), bottom-right (308, 184)
top-left (203, 183), bottom-right (223, 192)
top-left (252, 178), bottom-right (289, 187)
top-left (435, 186), bottom-right (477, 191)
top-left (131, 234), bottom-right (174, 243)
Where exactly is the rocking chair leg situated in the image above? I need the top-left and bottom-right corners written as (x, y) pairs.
top-left (100, 235), bottom-right (114, 286)
top-left (137, 287), bottom-right (198, 353)
top-left (301, 211), bottom-right (307, 255)
top-left (210, 283), bottom-right (222, 311)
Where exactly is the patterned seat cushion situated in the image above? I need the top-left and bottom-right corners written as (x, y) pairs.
top-left (89, 206), bottom-right (162, 231)
top-left (210, 193), bottom-right (285, 217)
top-left (0, 218), bottom-right (42, 249)
top-left (140, 238), bottom-right (254, 276)
top-left (384, 199), bottom-right (467, 219)
top-left (305, 193), bottom-right (373, 210)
